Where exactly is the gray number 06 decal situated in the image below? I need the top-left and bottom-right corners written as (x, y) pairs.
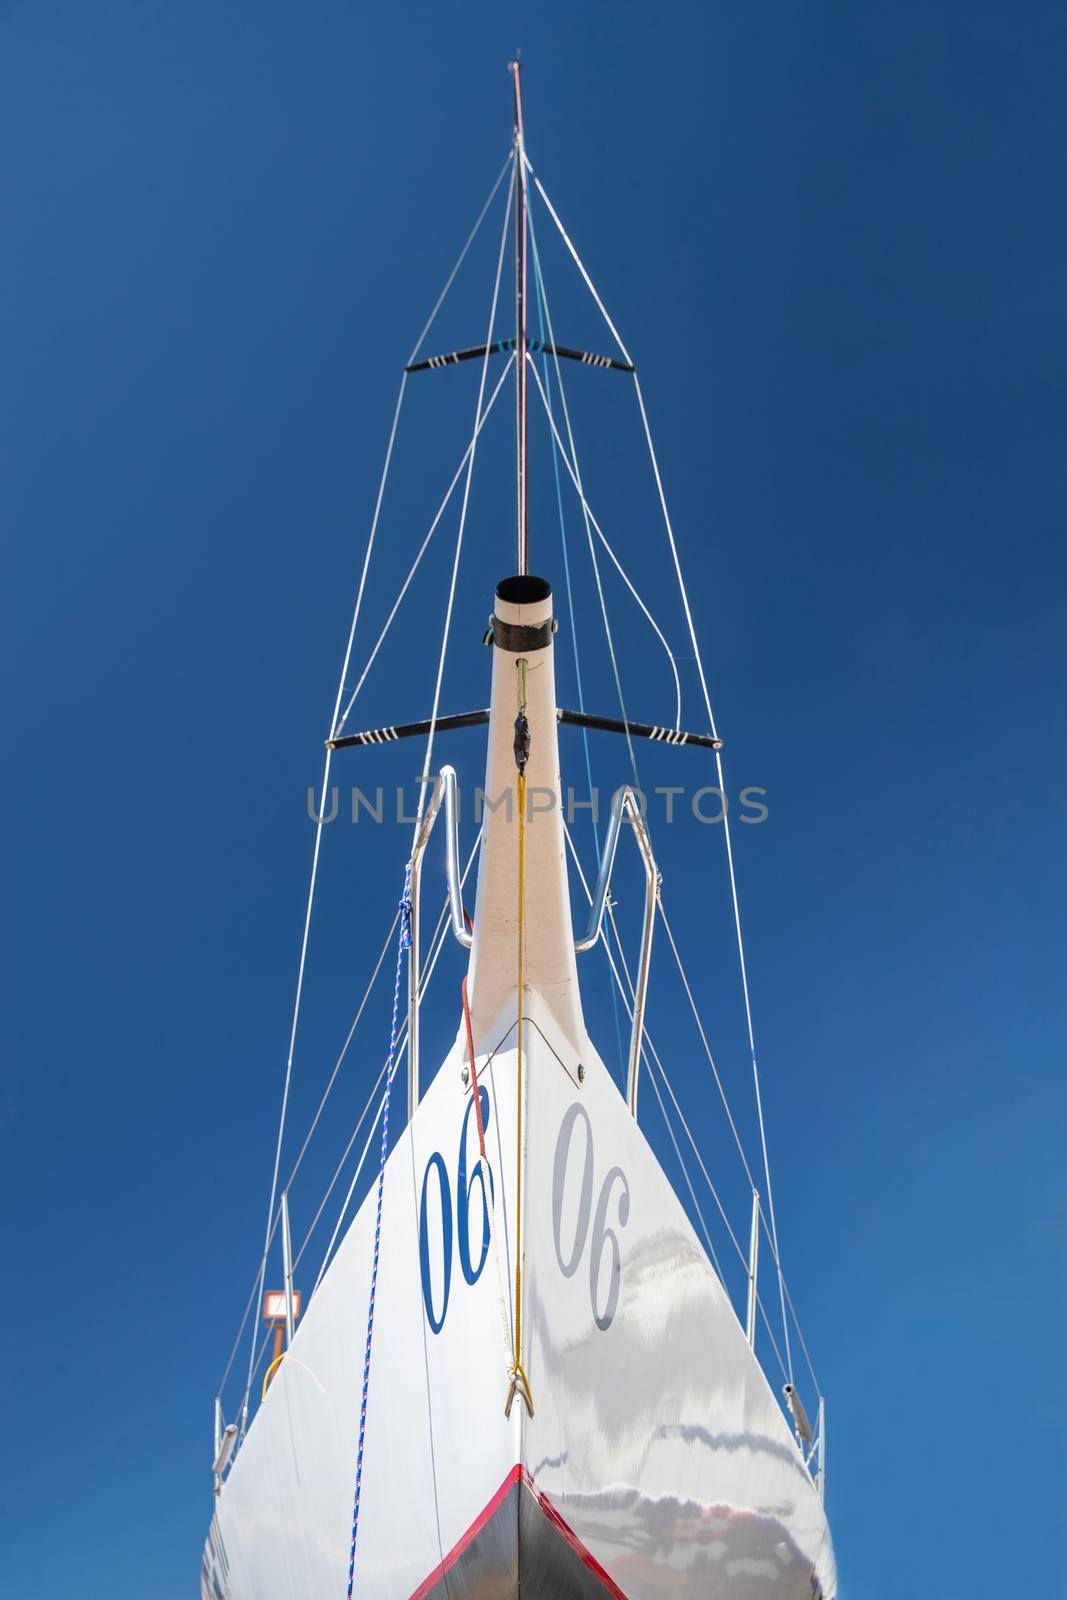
top-left (551, 1102), bottom-right (631, 1331)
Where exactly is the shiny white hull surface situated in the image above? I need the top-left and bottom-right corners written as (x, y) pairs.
top-left (203, 1001), bottom-right (835, 1600)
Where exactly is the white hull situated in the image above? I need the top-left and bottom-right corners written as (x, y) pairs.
top-left (206, 572), bottom-right (835, 1597)
top-left (204, 996), bottom-right (835, 1599)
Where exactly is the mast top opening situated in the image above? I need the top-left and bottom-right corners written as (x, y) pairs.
top-left (496, 575), bottom-right (551, 606)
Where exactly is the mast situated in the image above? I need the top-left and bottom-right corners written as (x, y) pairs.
top-left (510, 59), bottom-right (528, 575)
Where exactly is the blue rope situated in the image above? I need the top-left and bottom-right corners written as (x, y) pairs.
top-left (346, 865), bottom-right (412, 1598)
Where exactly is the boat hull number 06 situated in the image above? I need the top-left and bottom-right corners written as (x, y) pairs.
top-left (418, 1087), bottom-right (494, 1334)
top-left (552, 1102), bottom-right (630, 1332)
top-left (419, 1094), bottom-right (629, 1335)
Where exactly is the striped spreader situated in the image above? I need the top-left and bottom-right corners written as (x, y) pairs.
top-left (326, 708), bottom-right (722, 752)
top-left (405, 338), bottom-right (634, 375)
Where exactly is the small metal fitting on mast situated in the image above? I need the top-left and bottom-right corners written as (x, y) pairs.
top-left (514, 656), bottom-right (530, 774)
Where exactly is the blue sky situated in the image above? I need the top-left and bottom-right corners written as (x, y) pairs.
top-left (4, 3), bottom-right (1066, 1596)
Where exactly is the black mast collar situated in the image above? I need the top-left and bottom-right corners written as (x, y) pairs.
top-left (491, 574), bottom-right (555, 652)
top-left (491, 614), bottom-right (556, 652)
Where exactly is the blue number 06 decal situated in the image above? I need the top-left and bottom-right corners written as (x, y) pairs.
top-left (418, 1154), bottom-right (452, 1334)
top-left (418, 1087), bottom-right (493, 1334)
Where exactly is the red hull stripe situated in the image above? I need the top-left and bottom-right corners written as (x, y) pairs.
top-left (518, 1466), bottom-right (629, 1600)
top-left (406, 1463), bottom-right (629, 1600)
top-left (407, 1465), bottom-right (521, 1600)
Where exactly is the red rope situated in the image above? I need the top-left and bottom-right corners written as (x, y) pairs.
top-left (461, 976), bottom-right (487, 1161)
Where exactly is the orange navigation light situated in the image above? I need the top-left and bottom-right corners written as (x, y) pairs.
top-left (263, 1290), bottom-right (301, 1324)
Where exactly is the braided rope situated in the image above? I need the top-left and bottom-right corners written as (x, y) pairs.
top-left (345, 866), bottom-right (412, 1598)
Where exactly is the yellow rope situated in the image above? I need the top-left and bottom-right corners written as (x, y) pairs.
top-left (515, 766), bottom-right (525, 1343)
top-left (261, 1351), bottom-right (285, 1399)
top-left (506, 661), bottom-right (534, 1419)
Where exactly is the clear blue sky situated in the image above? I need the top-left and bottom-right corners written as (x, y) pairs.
top-left (4, 4), bottom-right (1065, 1596)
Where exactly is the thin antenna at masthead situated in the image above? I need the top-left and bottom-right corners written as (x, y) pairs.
top-left (510, 57), bottom-right (528, 575)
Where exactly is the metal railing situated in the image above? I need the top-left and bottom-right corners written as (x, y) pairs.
top-left (407, 766), bottom-right (471, 1118)
top-left (575, 786), bottom-right (660, 1117)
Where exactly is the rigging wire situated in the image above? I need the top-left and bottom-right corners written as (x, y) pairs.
top-left (300, 832), bottom-right (481, 1285)
top-left (416, 166), bottom-right (516, 835)
top-left (656, 897), bottom-right (760, 1197)
top-left (560, 826), bottom-right (728, 1260)
top-left (302, 1049), bottom-right (395, 1283)
top-left (630, 369), bottom-right (793, 1381)
top-left (525, 193), bottom-right (639, 781)
top-left (241, 369), bottom-right (403, 1421)
top-left (646, 1039), bottom-right (789, 1382)
top-left (240, 158), bottom-right (517, 1423)
top-left (531, 259), bottom-right (627, 1080)
top-left (334, 353), bottom-right (515, 735)
top-left (407, 152), bottom-right (513, 368)
top-left (781, 1272), bottom-right (823, 1397)
top-left (284, 908), bottom-right (401, 1195)
top-left (530, 168), bottom-right (794, 1381)
top-left (525, 356), bottom-right (682, 729)
top-left (243, 763), bottom-right (343, 1422)
top-left (659, 885), bottom-right (828, 1387)
top-left (235, 838), bottom-right (481, 1420)
top-left (217, 1219), bottom-right (280, 1402)
top-left (562, 820), bottom-right (789, 1381)
top-left (216, 908), bottom-right (398, 1400)
top-left (526, 162), bottom-right (633, 367)
top-left (643, 1055), bottom-right (726, 1286)
top-left (531, 258), bottom-right (596, 824)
